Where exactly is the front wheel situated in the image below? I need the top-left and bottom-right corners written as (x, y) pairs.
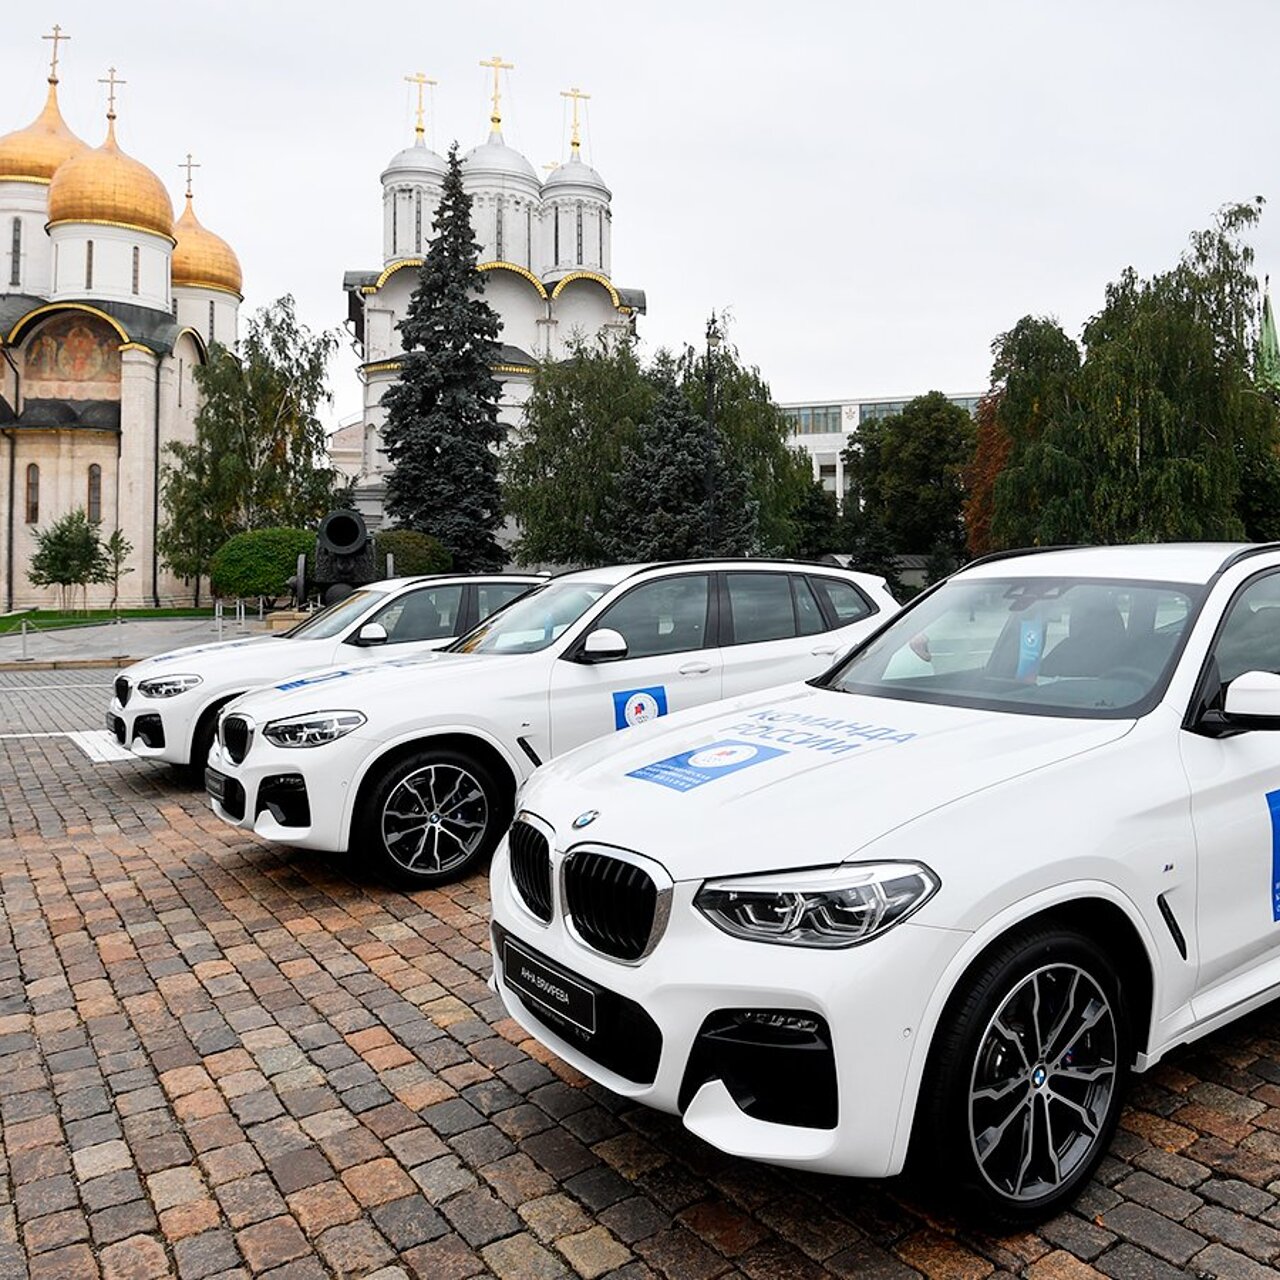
top-left (358, 747), bottom-right (511, 889)
top-left (912, 926), bottom-right (1130, 1228)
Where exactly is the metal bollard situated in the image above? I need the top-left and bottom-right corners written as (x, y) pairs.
top-left (216, 600), bottom-right (224, 641)
top-left (19, 618), bottom-right (29, 662)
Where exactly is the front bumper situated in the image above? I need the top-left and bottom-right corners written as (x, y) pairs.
top-left (490, 837), bottom-right (968, 1178)
top-left (205, 736), bottom-right (355, 851)
top-left (108, 693), bottom-right (189, 765)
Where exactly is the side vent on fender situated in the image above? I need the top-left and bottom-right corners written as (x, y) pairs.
top-left (1156, 893), bottom-right (1187, 960)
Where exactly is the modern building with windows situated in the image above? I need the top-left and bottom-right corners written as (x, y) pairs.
top-left (0, 31), bottom-right (241, 608)
top-left (781, 392), bottom-right (983, 500)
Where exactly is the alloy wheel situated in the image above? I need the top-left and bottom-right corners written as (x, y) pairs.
top-left (381, 763), bottom-right (489, 876)
top-left (967, 962), bottom-right (1118, 1203)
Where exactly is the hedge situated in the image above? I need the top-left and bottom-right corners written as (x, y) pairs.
top-left (210, 527), bottom-right (314, 599)
top-left (378, 528), bottom-right (452, 577)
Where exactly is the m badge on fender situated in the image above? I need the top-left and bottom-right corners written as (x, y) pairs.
top-left (612, 686), bottom-right (669, 730)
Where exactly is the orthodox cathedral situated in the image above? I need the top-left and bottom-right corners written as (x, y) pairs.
top-left (341, 59), bottom-right (646, 525)
top-left (0, 28), bottom-right (242, 609)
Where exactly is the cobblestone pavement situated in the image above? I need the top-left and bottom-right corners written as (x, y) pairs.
top-left (0, 673), bottom-right (113, 733)
top-left (5, 677), bottom-right (1280, 1278)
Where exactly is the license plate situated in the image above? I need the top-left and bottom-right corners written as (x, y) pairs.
top-left (205, 767), bottom-right (227, 802)
top-left (503, 939), bottom-right (596, 1034)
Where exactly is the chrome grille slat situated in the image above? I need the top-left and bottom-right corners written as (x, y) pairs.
top-left (564, 849), bottom-right (658, 962)
top-left (222, 715), bottom-right (252, 765)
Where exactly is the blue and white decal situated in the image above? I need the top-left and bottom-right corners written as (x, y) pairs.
top-left (148, 638), bottom-right (263, 665)
top-left (273, 656), bottom-right (427, 692)
top-left (1267, 788), bottom-right (1280, 922)
top-left (1016, 619), bottom-right (1045, 682)
top-left (627, 739), bottom-right (786, 792)
top-left (613, 686), bottom-right (669, 730)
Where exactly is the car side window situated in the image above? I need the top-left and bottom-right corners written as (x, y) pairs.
top-left (791, 575), bottom-right (826, 636)
top-left (478, 582), bottom-right (529, 620)
top-left (811, 576), bottom-right (873, 627)
top-left (595, 575), bottom-right (711, 659)
top-left (725, 572), bottom-right (797, 645)
top-left (370, 585), bottom-right (463, 643)
top-left (1211, 573), bottom-right (1280, 686)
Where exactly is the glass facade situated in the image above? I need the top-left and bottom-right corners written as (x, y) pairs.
top-left (781, 404), bottom-right (843, 435)
top-left (784, 394), bottom-right (981, 437)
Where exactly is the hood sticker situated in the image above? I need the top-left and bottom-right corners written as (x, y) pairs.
top-left (148, 638), bottom-right (262, 665)
top-left (628, 739), bottom-right (786, 792)
top-left (273, 656), bottom-right (426, 691)
top-left (613, 686), bottom-right (669, 730)
top-left (715, 708), bottom-right (918, 756)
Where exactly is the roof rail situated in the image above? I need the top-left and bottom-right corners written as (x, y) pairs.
top-left (960, 545), bottom-right (1083, 571)
top-left (1215, 543), bottom-right (1280, 575)
top-left (634, 556), bottom-right (868, 575)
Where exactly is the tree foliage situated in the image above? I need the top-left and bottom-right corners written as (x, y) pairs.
top-left (209, 527), bottom-right (314, 601)
top-left (377, 528), bottom-right (452, 576)
top-left (159, 296), bottom-right (343, 593)
top-left (381, 143), bottom-right (504, 570)
top-left (842, 392), bottom-right (976, 558)
top-left (788, 480), bottom-right (840, 560)
top-left (989, 203), bottom-right (1280, 546)
top-left (505, 336), bottom-right (653, 564)
top-left (600, 364), bottom-right (758, 561)
top-left (28, 509), bottom-right (107, 609)
top-left (962, 391), bottom-right (1011, 557)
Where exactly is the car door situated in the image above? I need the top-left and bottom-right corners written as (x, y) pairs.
top-left (350, 583), bottom-right (466, 656)
top-left (547, 572), bottom-right (723, 756)
top-left (718, 570), bottom-right (843, 699)
top-left (1180, 569), bottom-right (1280, 1010)
top-left (808, 573), bottom-right (883, 658)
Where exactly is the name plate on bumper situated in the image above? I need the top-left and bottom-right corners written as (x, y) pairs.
top-left (503, 939), bottom-right (596, 1034)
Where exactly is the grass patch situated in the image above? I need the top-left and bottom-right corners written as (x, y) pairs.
top-left (0, 608), bottom-right (217, 635)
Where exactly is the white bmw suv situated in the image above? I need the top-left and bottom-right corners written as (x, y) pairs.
top-left (490, 543), bottom-right (1280, 1225)
top-left (204, 560), bottom-right (897, 885)
top-left (108, 573), bottom-right (541, 773)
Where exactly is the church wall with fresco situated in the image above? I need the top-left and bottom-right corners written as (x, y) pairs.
top-left (0, 28), bottom-right (242, 610)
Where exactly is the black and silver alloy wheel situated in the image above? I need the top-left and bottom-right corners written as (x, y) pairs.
top-left (381, 762), bottom-right (488, 877)
top-left (360, 746), bottom-right (511, 888)
top-left (914, 925), bottom-right (1129, 1227)
top-left (968, 963), bottom-right (1117, 1203)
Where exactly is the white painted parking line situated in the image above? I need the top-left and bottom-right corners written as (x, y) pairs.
top-left (65, 731), bottom-right (137, 762)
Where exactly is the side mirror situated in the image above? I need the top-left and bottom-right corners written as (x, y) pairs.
top-left (1222, 670), bottom-right (1280, 729)
top-left (355, 622), bottom-right (388, 647)
top-left (579, 628), bottom-right (628, 663)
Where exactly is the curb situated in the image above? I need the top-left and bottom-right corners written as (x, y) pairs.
top-left (0, 657), bottom-right (140, 671)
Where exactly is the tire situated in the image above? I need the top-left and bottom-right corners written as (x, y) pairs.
top-left (911, 925), bottom-right (1130, 1229)
top-left (183, 706), bottom-right (222, 784)
top-left (358, 746), bottom-right (511, 889)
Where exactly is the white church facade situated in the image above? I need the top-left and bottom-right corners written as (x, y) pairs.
top-left (0, 29), bottom-right (242, 609)
top-left (342, 63), bottom-right (645, 525)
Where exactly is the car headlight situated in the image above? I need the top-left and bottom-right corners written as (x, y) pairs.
top-left (261, 711), bottom-right (366, 748)
top-left (694, 861), bottom-right (939, 948)
top-left (137, 673), bottom-right (202, 699)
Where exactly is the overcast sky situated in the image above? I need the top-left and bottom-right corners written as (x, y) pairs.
top-left (5, 1), bottom-right (1280, 426)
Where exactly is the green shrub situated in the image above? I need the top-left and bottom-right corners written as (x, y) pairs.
top-left (378, 528), bottom-right (452, 577)
top-left (210, 527), bottom-right (314, 600)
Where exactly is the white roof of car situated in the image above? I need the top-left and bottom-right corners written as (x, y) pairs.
top-left (550, 560), bottom-right (890, 589)
top-left (960, 543), bottom-right (1266, 585)
top-left (366, 573), bottom-right (544, 591)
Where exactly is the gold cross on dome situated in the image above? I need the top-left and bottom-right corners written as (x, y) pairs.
top-left (404, 71), bottom-right (437, 138)
top-left (42, 24), bottom-right (69, 83)
top-left (479, 54), bottom-right (513, 128)
top-left (98, 66), bottom-right (126, 118)
top-left (179, 153), bottom-right (200, 197)
top-left (560, 86), bottom-right (590, 155)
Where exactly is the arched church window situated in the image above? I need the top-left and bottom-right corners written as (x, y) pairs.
top-left (85, 240), bottom-right (94, 290)
top-left (496, 197), bottom-right (504, 261)
top-left (414, 189), bottom-right (422, 253)
top-left (9, 218), bottom-right (19, 289)
top-left (391, 192), bottom-right (398, 255)
top-left (25, 464), bottom-right (38, 524)
top-left (87, 465), bottom-right (102, 524)
top-left (208, 301), bottom-right (215, 344)
top-left (131, 247), bottom-right (140, 295)
top-left (526, 207), bottom-right (532, 269)
top-left (598, 212), bottom-right (604, 269)
top-left (554, 207), bottom-right (560, 265)
top-left (576, 202), bottom-right (584, 266)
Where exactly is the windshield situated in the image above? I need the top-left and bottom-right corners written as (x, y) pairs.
top-left (821, 576), bottom-right (1203, 718)
top-left (283, 589), bottom-right (387, 640)
top-left (452, 580), bottom-right (610, 654)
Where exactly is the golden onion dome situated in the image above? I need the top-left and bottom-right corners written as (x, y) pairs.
top-left (47, 117), bottom-right (174, 241)
top-left (172, 194), bottom-right (242, 296)
top-left (0, 80), bottom-right (88, 184)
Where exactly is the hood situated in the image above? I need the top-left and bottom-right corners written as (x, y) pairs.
top-left (522, 685), bottom-right (1135, 881)
top-left (126, 634), bottom-right (287, 677)
top-left (221, 650), bottom-right (523, 718)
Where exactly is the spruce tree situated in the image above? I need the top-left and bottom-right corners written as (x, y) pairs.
top-left (602, 366), bottom-right (757, 561)
top-left (381, 143), bottom-right (504, 570)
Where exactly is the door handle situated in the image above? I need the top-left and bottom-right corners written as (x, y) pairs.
top-left (811, 646), bottom-right (839, 657)
top-left (679, 661), bottom-right (712, 675)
